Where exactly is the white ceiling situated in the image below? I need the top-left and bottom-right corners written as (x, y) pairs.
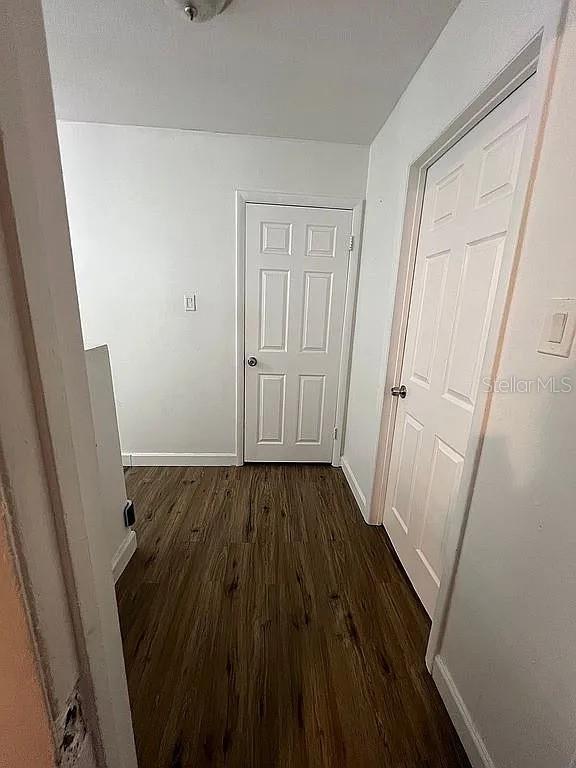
top-left (42, 0), bottom-right (459, 145)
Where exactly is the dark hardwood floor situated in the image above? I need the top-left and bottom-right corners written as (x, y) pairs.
top-left (117, 464), bottom-right (469, 768)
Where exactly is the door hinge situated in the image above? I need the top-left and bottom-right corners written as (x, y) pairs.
top-left (348, 235), bottom-right (354, 252)
top-left (334, 427), bottom-right (338, 440)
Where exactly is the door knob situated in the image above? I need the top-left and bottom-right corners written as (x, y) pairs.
top-left (247, 356), bottom-right (258, 367)
top-left (391, 384), bottom-right (407, 398)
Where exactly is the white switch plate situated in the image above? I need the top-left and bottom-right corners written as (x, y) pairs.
top-left (538, 298), bottom-right (576, 357)
top-left (549, 312), bottom-right (567, 344)
top-left (184, 293), bottom-right (197, 312)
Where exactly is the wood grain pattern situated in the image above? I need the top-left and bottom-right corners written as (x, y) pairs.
top-left (117, 465), bottom-right (469, 768)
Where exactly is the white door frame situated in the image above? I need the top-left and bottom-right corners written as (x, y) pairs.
top-left (235, 190), bottom-right (365, 467)
top-left (1, 2), bottom-right (137, 765)
top-left (366, 1), bottom-right (566, 672)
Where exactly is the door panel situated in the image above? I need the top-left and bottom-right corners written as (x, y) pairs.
top-left (259, 269), bottom-right (290, 351)
top-left (431, 166), bottom-right (463, 227)
top-left (443, 235), bottom-right (505, 410)
top-left (390, 412), bottom-right (424, 532)
top-left (410, 250), bottom-right (449, 388)
top-left (301, 272), bottom-right (333, 352)
top-left (261, 221), bottom-right (292, 255)
top-left (417, 437), bottom-right (463, 585)
top-left (476, 120), bottom-right (527, 207)
top-left (296, 375), bottom-right (326, 444)
top-left (383, 78), bottom-right (533, 616)
top-left (245, 204), bottom-right (352, 462)
top-left (257, 374), bottom-right (286, 444)
top-left (306, 224), bottom-right (337, 258)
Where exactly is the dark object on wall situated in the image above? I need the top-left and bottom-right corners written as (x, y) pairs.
top-left (124, 500), bottom-right (136, 528)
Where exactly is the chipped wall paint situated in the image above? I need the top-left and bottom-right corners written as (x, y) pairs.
top-left (56, 688), bottom-right (88, 767)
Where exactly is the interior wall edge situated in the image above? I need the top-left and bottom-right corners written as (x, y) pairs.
top-left (340, 456), bottom-right (369, 522)
top-left (432, 657), bottom-right (496, 768)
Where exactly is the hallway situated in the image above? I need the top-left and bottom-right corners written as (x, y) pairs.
top-left (117, 465), bottom-right (469, 767)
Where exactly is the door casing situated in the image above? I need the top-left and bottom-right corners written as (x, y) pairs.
top-left (366, 4), bottom-right (566, 672)
top-left (235, 190), bottom-right (364, 467)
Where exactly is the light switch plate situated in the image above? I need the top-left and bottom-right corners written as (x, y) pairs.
top-left (184, 293), bottom-right (197, 312)
top-left (548, 312), bottom-right (567, 344)
top-left (538, 298), bottom-right (576, 357)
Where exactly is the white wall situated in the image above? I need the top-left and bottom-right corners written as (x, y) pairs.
top-left (437, 3), bottom-right (576, 766)
top-left (343, 0), bottom-right (554, 515)
top-left (85, 345), bottom-right (133, 576)
top-left (57, 124), bottom-right (368, 462)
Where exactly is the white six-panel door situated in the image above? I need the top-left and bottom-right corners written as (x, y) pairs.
top-left (244, 204), bottom-right (352, 462)
top-left (383, 78), bottom-right (533, 616)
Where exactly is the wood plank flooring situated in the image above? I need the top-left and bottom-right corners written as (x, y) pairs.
top-left (117, 465), bottom-right (470, 768)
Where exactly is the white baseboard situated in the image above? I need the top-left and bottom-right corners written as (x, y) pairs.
top-left (126, 452), bottom-right (238, 467)
top-left (121, 453), bottom-right (132, 467)
top-left (340, 456), bottom-right (369, 521)
top-left (112, 529), bottom-right (137, 582)
top-left (432, 656), bottom-right (495, 768)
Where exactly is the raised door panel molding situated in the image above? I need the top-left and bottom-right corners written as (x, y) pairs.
top-left (296, 375), bottom-right (326, 444)
top-left (476, 118), bottom-right (528, 208)
top-left (443, 235), bottom-right (504, 411)
top-left (391, 412), bottom-right (424, 534)
top-left (410, 250), bottom-right (449, 389)
top-left (259, 269), bottom-right (290, 351)
top-left (417, 437), bottom-right (463, 585)
top-left (306, 225), bottom-right (337, 258)
top-left (260, 222), bottom-right (293, 256)
top-left (300, 271), bottom-right (333, 353)
top-left (257, 374), bottom-right (286, 445)
top-left (430, 166), bottom-right (463, 229)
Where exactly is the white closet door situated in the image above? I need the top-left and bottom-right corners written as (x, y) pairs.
top-left (384, 78), bottom-right (534, 615)
top-left (244, 204), bottom-right (352, 462)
